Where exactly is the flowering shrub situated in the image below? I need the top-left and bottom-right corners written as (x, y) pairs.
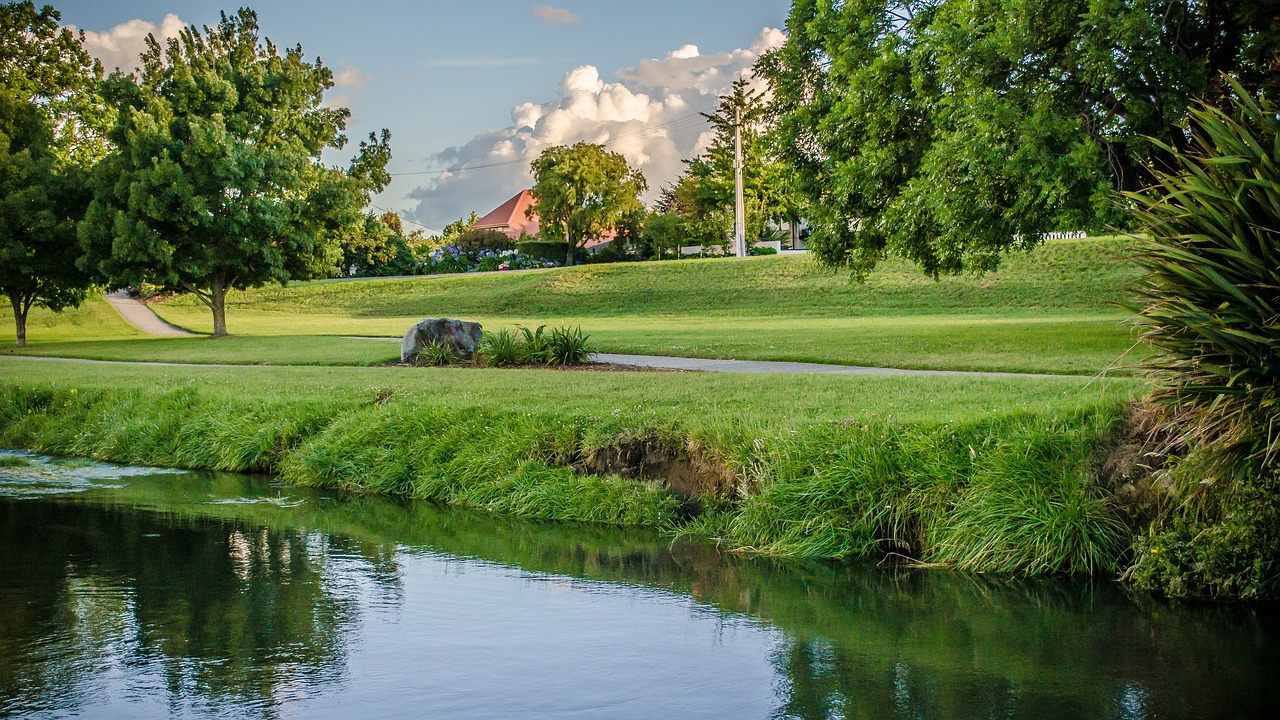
top-left (423, 246), bottom-right (561, 275)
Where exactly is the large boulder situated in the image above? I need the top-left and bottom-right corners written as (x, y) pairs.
top-left (401, 318), bottom-right (483, 363)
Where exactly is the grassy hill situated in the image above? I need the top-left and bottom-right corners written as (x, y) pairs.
top-left (138, 236), bottom-right (1145, 374)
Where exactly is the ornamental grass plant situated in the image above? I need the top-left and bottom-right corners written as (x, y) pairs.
top-left (1126, 79), bottom-right (1280, 598)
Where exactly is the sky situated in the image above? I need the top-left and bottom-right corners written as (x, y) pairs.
top-left (52, 1), bottom-right (792, 233)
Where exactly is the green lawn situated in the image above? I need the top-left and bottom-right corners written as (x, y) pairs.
top-left (0, 295), bottom-right (145, 343)
top-left (2, 357), bottom-right (1137, 436)
top-left (126, 237), bottom-right (1146, 374)
top-left (1, 237), bottom-right (1147, 374)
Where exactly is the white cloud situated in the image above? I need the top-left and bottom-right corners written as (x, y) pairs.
top-left (70, 13), bottom-right (187, 74)
top-left (405, 27), bottom-right (786, 230)
top-left (532, 5), bottom-right (580, 24)
top-left (325, 66), bottom-right (373, 112)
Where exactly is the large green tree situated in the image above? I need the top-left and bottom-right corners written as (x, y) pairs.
top-left (529, 142), bottom-right (646, 265)
top-left (0, 1), bottom-right (104, 347)
top-left (81, 9), bottom-right (390, 336)
top-left (760, 0), bottom-right (1280, 277)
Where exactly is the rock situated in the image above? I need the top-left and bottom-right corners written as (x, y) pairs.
top-left (401, 318), bottom-right (482, 363)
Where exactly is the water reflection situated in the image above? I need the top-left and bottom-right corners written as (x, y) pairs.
top-left (1, 452), bottom-right (1277, 719)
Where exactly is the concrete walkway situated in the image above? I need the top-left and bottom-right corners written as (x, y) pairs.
top-left (104, 291), bottom-right (194, 336)
top-left (590, 353), bottom-right (1080, 380)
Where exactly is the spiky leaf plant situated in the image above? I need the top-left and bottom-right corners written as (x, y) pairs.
top-left (1129, 79), bottom-right (1279, 484)
top-left (1126, 80), bottom-right (1280, 599)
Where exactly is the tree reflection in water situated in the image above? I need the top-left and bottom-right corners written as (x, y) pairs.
top-left (1, 456), bottom-right (1278, 719)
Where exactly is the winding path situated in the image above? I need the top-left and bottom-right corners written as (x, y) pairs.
top-left (99, 292), bottom-right (1089, 379)
top-left (104, 291), bottom-right (194, 337)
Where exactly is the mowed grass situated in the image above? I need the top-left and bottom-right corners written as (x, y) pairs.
top-left (0, 295), bottom-right (145, 343)
top-left (1, 335), bottom-right (400, 366)
top-left (139, 237), bottom-right (1145, 374)
top-left (0, 357), bottom-right (1137, 429)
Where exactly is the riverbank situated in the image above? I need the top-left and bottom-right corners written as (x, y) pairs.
top-left (1, 357), bottom-right (1141, 576)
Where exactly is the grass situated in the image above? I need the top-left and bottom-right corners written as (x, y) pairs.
top-left (0, 295), bottom-right (145, 343)
top-left (0, 238), bottom-right (1154, 577)
top-left (0, 357), bottom-right (1142, 574)
top-left (1, 335), bottom-right (400, 366)
top-left (129, 237), bottom-right (1145, 374)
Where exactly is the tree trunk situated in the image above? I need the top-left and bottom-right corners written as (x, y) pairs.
top-left (565, 238), bottom-right (576, 266)
top-left (210, 276), bottom-right (229, 337)
top-left (10, 294), bottom-right (27, 348)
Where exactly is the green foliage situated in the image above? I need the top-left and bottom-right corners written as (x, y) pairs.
top-left (413, 341), bottom-right (455, 367)
top-left (451, 227), bottom-right (515, 254)
top-left (79, 9), bottom-right (391, 336)
top-left (514, 323), bottom-right (551, 364)
top-left (1123, 81), bottom-right (1280, 599)
top-left (530, 142), bottom-right (647, 265)
top-left (641, 211), bottom-right (686, 259)
top-left (514, 240), bottom-right (568, 265)
top-left (546, 325), bottom-right (592, 365)
top-left (676, 78), bottom-right (804, 249)
top-left (760, 0), bottom-right (1280, 277)
top-left (0, 361), bottom-right (1137, 575)
top-left (478, 328), bottom-right (522, 366)
top-left (0, 1), bottom-right (110, 164)
top-left (1129, 81), bottom-right (1280, 482)
top-left (0, 2), bottom-right (103, 346)
top-left (340, 212), bottom-right (417, 277)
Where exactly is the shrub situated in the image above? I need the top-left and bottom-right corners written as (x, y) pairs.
top-left (1129, 80), bottom-right (1279, 483)
top-left (480, 329), bottom-right (522, 366)
top-left (749, 245), bottom-right (778, 256)
top-left (546, 326), bottom-right (592, 365)
top-left (1125, 79), bottom-right (1280, 598)
top-left (452, 228), bottom-right (515, 254)
top-left (515, 240), bottom-right (568, 265)
top-left (414, 341), bottom-right (455, 366)
top-left (515, 324), bottom-right (551, 364)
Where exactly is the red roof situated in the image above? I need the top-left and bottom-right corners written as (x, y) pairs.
top-left (473, 189), bottom-right (540, 239)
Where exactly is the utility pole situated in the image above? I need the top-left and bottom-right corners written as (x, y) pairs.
top-left (733, 103), bottom-right (746, 258)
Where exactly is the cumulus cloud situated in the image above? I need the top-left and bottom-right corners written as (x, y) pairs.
top-left (70, 13), bottom-right (187, 74)
top-left (532, 5), bottom-right (580, 24)
top-left (405, 27), bottom-right (786, 230)
top-left (325, 66), bottom-right (373, 112)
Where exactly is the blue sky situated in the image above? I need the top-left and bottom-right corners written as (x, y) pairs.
top-left (55, 1), bottom-right (792, 232)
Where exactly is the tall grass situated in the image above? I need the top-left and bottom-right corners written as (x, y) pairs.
top-left (0, 374), bottom-right (1134, 575)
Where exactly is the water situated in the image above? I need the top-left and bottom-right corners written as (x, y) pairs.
top-left (1, 450), bottom-right (1277, 719)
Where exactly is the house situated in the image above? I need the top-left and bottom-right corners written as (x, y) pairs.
top-left (473, 189), bottom-right (616, 253)
top-left (473, 189), bottom-right (540, 240)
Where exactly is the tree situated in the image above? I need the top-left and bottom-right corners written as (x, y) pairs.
top-left (684, 78), bottom-right (801, 248)
top-left (529, 142), bottom-right (646, 265)
top-left (0, 1), bottom-right (104, 347)
top-left (80, 9), bottom-right (389, 336)
top-left (759, 0), bottom-right (1280, 277)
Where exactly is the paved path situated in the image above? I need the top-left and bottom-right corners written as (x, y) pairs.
top-left (104, 291), bottom-right (194, 336)
top-left (100, 298), bottom-right (1088, 379)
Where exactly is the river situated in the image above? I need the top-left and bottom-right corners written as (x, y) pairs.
top-left (1, 449), bottom-right (1276, 719)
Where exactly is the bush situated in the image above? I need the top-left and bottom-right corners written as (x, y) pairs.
top-left (479, 329), bottom-right (522, 366)
top-left (452, 228), bottom-right (515, 254)
top-left (1125, 79), bottom-right (1280, 598)
top-left (414, 342), bottom-right (455, 366)
top-left (515, 240), bottom-right (568, 265)
top-left (476, 325), bottom-right (593, 367)
top-left (1130, 81), bottom-right (1279, 482)
top-left (547, 326), bottom-right (592, 365)
top-left (750, 245), bottom-right (778, 256)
